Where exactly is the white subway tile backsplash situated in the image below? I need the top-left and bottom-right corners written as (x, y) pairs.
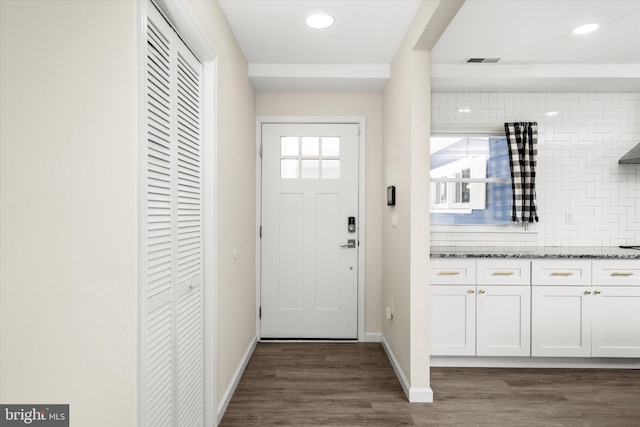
top-left (432, 91), bottom-right (640, 247)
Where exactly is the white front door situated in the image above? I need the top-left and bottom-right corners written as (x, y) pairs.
top-left (261, 123), bottom-right (359, 339)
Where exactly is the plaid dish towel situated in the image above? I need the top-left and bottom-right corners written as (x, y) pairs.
top-left (504, 122), bottom-right (539, 224)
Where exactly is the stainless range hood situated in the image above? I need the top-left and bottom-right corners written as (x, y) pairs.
top-left (619, 143), bottom-right (640, 164)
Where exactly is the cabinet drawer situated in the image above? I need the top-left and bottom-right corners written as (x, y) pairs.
top-left (431, 260), bottom-right (475, 285)
top-left (532, 260), bottom-right (591, 285)
top-left (477, 259), bottom-right (530, 285)
top-left (592, 260), bottom-right (640, 285)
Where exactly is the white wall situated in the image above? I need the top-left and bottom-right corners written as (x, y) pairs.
top-left (256, 92), bottom-right (383, 336)
top-left (0, 1), bottom-right (138, 425)
top-left (380, 0), bottom-right (462, 402)
top-left (382, 41), bottom-right (417, 389)
top-left (1, 1), bottom-right (258, 424)
top-left (431, 92), bottom-right (640, 247)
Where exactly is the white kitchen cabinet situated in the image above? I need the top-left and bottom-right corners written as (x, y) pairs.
top-left (433, 257), bottom-right (640, 361)
top-left (592, 286), bottom-right (640, 357)
top-left (431, 259), bottom-right (530, 357)
top-left (477, 259), bottom-right (531, 286)
top-left (592, 260), bottom-right (640, 286)
top-left (431, 259), bottom-right (476, 285)
top-left (531, 260), bottom-right (592, 357)
top-left (431, 284), bottom-right (476, 356)
top-left (431, 259), bottom-right (476, 356)
top-left (475, 259), bottom-right (531, 357)
top-left (591, 260), bottom-right (640, 357)
top-left (531, 259), bottom-right (591, 286)
top-left (532, 259), bottom-right (640, 358)
top-left (531, 286), bottom-right (592, 357)
top-left (477, 285), bottom-right (531, 356)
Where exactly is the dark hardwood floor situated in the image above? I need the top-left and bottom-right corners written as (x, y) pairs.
top-left (220, 342), bottom-right (640, 426)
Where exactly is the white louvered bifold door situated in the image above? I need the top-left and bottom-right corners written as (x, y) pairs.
top-left (144, 8), bottom-right (174, 426)
top-left (175, 38), bottom-right (204, 427)
top-left (143, 3), bottom-right (203, 426)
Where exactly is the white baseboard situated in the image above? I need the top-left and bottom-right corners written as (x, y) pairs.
top-left (431, 356), bottom-right (640, 369)
top-left (217, 336), bottom-right (258, 424)
top-left (408, 387), bottom-right (434, 403)
top-left (364, 332), bottom-right (381, 343)
top-left (381, 335), bottom-right (433, 403)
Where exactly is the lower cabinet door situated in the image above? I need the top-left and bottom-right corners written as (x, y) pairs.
top-left (532, 286), bottom-right (592, 357)
top-left (431, 285), bottom-right (476, 356)
top-left (476, 285), bottom-right (531, 356)
top-left (592, 286), bottom-right (640, 358)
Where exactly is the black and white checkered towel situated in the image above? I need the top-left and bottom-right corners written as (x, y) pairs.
top-left (504, 122), bottom-right (539, 224)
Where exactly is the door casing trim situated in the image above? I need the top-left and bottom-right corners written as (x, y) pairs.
top-left (256, 116), bottom-right (367, 341)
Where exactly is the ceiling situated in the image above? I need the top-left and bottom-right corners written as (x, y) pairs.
top-left (219, 0), bottom-right (640, 92)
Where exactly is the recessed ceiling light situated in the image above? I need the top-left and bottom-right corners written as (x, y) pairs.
top-left (458, 108), bottom-right (471, 113)
top-left (546, 111), bottom-right (559, 117)
top-left (306, 13), bottom-right (334, 29)
top-left (572, 22), bottom-right (600, 35)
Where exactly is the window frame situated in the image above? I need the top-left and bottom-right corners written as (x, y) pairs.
top-left (430, 127), bottom-right (537, 240)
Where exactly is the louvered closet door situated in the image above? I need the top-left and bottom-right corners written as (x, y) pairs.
top-left (145, 8), bottom-right (174, 426)
top-left (175, 37), bottom-right (204, 427)
top-left (143, 3), bottom-right (203, 426)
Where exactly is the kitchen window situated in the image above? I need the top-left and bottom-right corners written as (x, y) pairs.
top-left (430, 135), bottom-right (512, 225)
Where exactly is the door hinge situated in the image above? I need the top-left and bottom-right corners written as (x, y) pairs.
top-left (259, 145), bottom-right (263, 157)
top-left (259, 225), bottom-right (262, 238)
top-left (259, 307), bottom-right (262, 319)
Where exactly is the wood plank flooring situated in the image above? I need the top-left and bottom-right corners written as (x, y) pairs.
top-left (220, 342), bottom-right (640, 426)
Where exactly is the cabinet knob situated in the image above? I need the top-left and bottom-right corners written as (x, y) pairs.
top-left (469, 289), bottom-right (475, 294)
top-left (585, 290), bottom-right (592, 295)
top-left (479, 289), bottom-right (486, 294)
top-left (594, 289), bottom-right (602, 295)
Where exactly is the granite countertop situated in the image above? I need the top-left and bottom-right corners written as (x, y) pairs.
top-left (431, 246), bottom-right (640, 259)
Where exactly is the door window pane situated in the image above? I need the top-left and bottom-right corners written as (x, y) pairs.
top-left (281, 137), bottom-right (299, 156)
top-left (321, 160), bottom-right (340, 179)
top-left (281, 159), bottom-right (299, 179)
top-left (301, 137), bottom-right (319, 157)
top-left (301, 159), bottom-right (319, 179)
top-left (280, 135), bottom-right (342, 180)
top-left (322, 137), bottom-right (340, 157)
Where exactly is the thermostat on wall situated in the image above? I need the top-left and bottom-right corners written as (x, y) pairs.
top-left (387, 186), bottom-right (395, 206)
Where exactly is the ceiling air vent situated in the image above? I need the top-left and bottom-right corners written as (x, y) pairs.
top-left (465, 57), bottom-right (501, 64)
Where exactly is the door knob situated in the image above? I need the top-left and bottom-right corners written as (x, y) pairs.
top-left (340, 239), bottom-right (356, 249)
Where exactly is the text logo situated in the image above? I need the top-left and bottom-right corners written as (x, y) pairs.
top-left (0, 405), bottom-right (68, 427)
